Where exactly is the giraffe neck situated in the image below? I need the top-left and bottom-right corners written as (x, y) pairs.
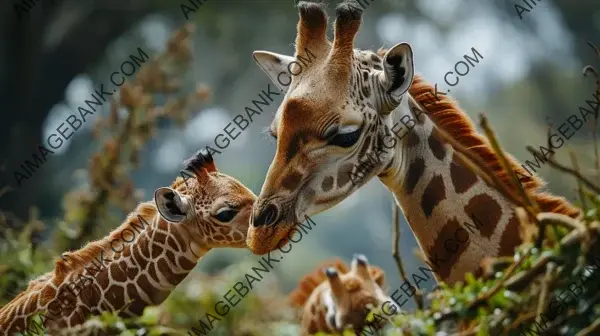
top-left (1, 203), bottom-right (210, 334)
top-left (376, 96), bottom-right (521, 284)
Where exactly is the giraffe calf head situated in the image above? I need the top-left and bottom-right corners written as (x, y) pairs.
top-left (299, 254), bottom-right (396, 334)
top-left (154, 149), bottom-right (256, 250)
top-left (248, 0), bottom-right (416, 254)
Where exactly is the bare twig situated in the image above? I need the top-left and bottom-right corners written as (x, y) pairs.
top-left (479, 114), bottom-right (543, 247)
top-left (526, 146), bottom-right (600, 194)
top-left (576, 317), bottom-right (600, 336)
top-left (569, 151), bottom-right (589, 214)
top-left (391, 203), bottom-right (423, 310)
top-left (535, 262), bottom-right (556, 324)
top-left (583, 44), bottom-right (600, 179)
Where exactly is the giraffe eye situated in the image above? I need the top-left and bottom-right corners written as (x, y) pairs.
top-left (329, 128), bottom-right (361, 148)
top-left (214, 208), bottom-right (239, 222)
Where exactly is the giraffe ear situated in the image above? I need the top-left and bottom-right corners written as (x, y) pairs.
top-left (253, 50), bottom-right (296, 93)
top-left (155, 187), bottom-right (188, 223)
top-left (380, 43), bottom-right (414, 105)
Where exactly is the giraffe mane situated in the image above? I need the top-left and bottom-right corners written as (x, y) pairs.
top-left (52, 174), bottom-right (203, 283)
top-left (53, 202), bottom-right (158, 279)
top-left (288, 258), bottom-right (384, 308)
top-left (406, 74), bottom-right (581, 218)
top-left (375, 48), bottom-right (579, 217)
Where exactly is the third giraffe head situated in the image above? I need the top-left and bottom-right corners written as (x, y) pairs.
top-left (248, 0), bottom-right (415, 253)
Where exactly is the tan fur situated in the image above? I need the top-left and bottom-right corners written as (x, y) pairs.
top-left (0, 154), bottom-right (256, 334)
top-left (408, 74), bottom-right (581, 219)
top-left (289, 259), bottom-right (385, 309)
top-left (289, 258), bottom-right (388, 335)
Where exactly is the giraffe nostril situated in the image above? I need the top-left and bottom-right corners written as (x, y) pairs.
top-left (253, 204), bottom-right (280, 227)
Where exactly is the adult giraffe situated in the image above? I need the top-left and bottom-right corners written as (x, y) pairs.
top-left (0, 150), bottom-right (256, 335)
top-left (247, 0), bottom-right (579, 284)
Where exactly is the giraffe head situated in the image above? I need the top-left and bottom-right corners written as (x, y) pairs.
top-left (322, 255), bottom-right (395, 333)
top-left (154, 149), bottom-right (256, 250)
top-left (291, 254), bottom-right (397, 334)
top-left (248, 0), bottom-right (415, 253)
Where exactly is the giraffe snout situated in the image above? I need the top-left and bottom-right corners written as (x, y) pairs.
top-left (252, 203), bottom-right (280, 227)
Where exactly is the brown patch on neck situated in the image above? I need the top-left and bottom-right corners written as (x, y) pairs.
top-left (449, 153), bottom-right (478, 194)
top-left (406, 130), bottom-right (420, 148)
top-left (464, 194), bottom-right (501, 239)
top-left (409, 75), bottom-right (581, 219)
top-left (427, 218), bottom-right (469, 280)
top-left (421, 175), bottom-right (446, 218)
top-left (404, 158), bottom-right (425, 194)
top-left (498, 213), bottom-right (521, 256)
top-left (428, 129), bottom-right (446, 161)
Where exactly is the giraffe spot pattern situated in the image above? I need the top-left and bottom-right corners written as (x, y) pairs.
top-left (69, 314), bottom-right (80, 326)
top-left (125, 264), bottom-right (137, 281)
top-left (449, 153), bottom-right (478, 194)
top-left (171, 229), bottom-right (187, 251)
top-left (167, 237), bottom-right (180, 252)
top-left (179, 256), bottom-right (196, 270)
top-left (358, 135), bottom-right (371, 161)
top-left (282, 171), bottom-right (303, 190)
top-left (321, 176), bottom-right (334, 192)
top-left (404, 158), bottom-right (425, 194)
top-left (151, 245), bottom-right (164, 259)
top-left (95, 268), bottom-right (110, 290)
top-left (337, 163), bottom-right (355, 188)
top-left (148, 263), bottom-right (160, 283)
top-left (110, 263), bottom-right (127, 282)
top-left (106, 285), bottom-right (125, 308)
top-left (427, 218), bottom-right (469, 280)
top-left (132, 247), bottom-right (146, 267)
top-left (166, 250), bottom-right (177, 266)
top-left (157, 258), bottom-right (175, 286)
top-left (498, 212), bottom-right (521, 256)
top-left (406, 130), bottom-right (420, 148)
top-left (154, 232), bottom-right (167, 245)
top-left (139, 243), bottom-right (151, 258)
top-left (136, 274), bottom-right (155, 303)
top-left (420, 175), bottom-right (446, 218)
top-left (464, 194), bottom-right (502, 239)
top-left (428, 130), bottom-right (446, 161)
top-left (232, 230), bottom-right (244, 242)
top-left (126, 284), bottom-right (145, 315)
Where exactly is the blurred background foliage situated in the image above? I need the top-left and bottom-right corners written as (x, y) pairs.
top-left (0, 0), bottom-right (599, 335)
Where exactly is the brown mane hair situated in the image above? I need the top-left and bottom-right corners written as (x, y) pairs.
top-left (288, 258), bottom-right (385, 308)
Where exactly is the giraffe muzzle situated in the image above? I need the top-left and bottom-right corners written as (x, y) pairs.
top-left (252, 203), bottom-right (280, 227)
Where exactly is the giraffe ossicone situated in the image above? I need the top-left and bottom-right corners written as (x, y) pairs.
top-left (247, 0), bottom-right (580, 284)
top-left (0, 150), bottom-right (256, 334)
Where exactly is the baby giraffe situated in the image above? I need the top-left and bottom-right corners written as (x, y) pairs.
top-left (0, 149), bottom-right (256, 335)
top-left (289, 255), bottom-right (399, 335)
